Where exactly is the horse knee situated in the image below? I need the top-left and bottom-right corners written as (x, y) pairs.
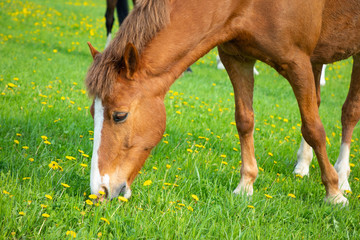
top-left (301, 121), bottom-right (326, 149)
top-left (235, 111), bottom-right (254, 137)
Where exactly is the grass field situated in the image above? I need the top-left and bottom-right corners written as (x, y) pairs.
top-left (1, 0), bottom-right (359, 239)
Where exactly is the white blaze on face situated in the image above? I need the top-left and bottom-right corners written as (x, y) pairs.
top-left (90, 97), bottom-right (110, 195)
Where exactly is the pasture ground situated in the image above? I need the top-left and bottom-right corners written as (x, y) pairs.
top-left (0, 0), bottom-right (359, 239)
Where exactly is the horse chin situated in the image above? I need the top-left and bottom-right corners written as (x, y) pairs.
top-left (110, 181), bottom-right (132, 200)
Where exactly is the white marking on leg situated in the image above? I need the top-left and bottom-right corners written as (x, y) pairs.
top-left (105, 33), bottom-right (112, 48)
top-left (90, 97), bottom-right (109, 195)
top-left (320, 64), bottom-right (326, 86)
top-left (294, 137), bottom-right (313, 176)
top-left (334, 143), bottom-right (351, 192)
top-left (216, 55), bottom-right (225, 70)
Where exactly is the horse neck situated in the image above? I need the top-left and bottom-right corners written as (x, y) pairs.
top-left (138, 0), bottom-right (237, 91)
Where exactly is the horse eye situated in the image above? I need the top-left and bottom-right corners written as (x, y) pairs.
top-left (112, 112), bottom-right (128, 123)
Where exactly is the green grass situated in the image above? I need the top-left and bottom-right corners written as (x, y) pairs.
top-left (1, 0), bottom-right (359, 239)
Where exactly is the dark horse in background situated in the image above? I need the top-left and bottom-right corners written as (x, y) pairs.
top-left (105, 0), bottom-right (136, 47)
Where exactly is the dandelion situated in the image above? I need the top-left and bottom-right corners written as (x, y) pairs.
top-left (85, 200), bottom-right (93, 205)
top-left (288, 193), bottom-right (296, 198)
top-left (100, 217), bottom-right (110, 225)
top-left (98, 232), bottom-right (103, 237)
top-left (191, 194), bottom-right (199, 201)
top-left (42, 213), bottom-right (50, 218)
top-left (45, 194), bottom-right (53, 200)
top-left (247, 205), bottom-right (255, 209)
top-left (66, 231), bottom-right (76, 238)
top-left (143, 180), bottom-right (152, 186)
top-left (187, 206), bottom-right (194, 211)
top-left (14, 140), bottom-right (19, 144)
top-left (3, 190), bottom-right (10, 195)
top-left (350, 163), bottom-right (355, 167)
top-left (264, 194), bottom-right (273, 199)
top-left (268, 152), bottom-right (273, 156)
top-left (166, 164), bottom-right (171, 169)
top-left (152, 166), bottom-right (158, 170)
top-left (80, 163), bottom-right (88, 168)
top-left (41, 136), bottom-right (48, 140)
top-left (345, 190), bottom-right (352, 194)
top-left (61, 183), bottom-right (70, 188)
top-left (44, 140), bottom-right (51, 145)
top-left (259, 167), bottom-right (264, 172)
top-left (66, 156), bottom-right (76, 160)
top-left (118, 196), bottom-right (128, 202)
top-left (8, 83), bottom-right (17, 88)
top-left (88, 194), bottom-right (97, 199)
top-left (221, 161), bottom-right (228, 165)
top-left (48, 161), bottom-right (59, 170)
top-left (187, 149), bottom-right (193, 153)
top-left (22, 146), bottom-right (29, 149)
top-left (82, 154), bottom-right (89, 158)
top-left (220, 154), bottom-right (226, 158)
top-left (19, 211), bottom-right (25, 216)
top-left (40, 204), bottom-right (47, 208)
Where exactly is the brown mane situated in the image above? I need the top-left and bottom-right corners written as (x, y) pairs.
top-left (85, 0), bottom-right (170, 99)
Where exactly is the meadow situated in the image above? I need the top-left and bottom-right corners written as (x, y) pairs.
top-left (0, 0), bottom-right (359, 239)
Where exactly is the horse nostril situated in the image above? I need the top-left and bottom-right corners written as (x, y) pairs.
top-left (99, 186), bottom-right (109, 202)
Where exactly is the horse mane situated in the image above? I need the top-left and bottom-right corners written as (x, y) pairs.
top-left (85, 0), bottom-right (170, 99)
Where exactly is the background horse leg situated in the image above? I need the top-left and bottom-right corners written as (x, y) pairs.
top-left (116, 0), bottom-right (129, 27)
top-left (105, 0), bottom-right (117, 47)
top-left (218, 47), bottom-right (258, 196)
top-left (334, 54), bottom-right (360, 193)
top-left (294, 64), bottom-right (323, 176)
top-left (285, 53), bottom-right (347, 205)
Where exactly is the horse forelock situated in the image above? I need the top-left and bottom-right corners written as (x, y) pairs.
top-left (85, 0), bottom-right (170, 99)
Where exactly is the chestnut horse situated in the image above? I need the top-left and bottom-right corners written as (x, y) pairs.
top-left (86, 0), bottom-right (360, 205)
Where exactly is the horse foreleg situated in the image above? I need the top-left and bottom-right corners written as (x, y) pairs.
top-left (286, 53), bottom-right (347, 205)
top-left (334, 54), bottom-right (360, 193)
top-left (294, 64), bottom-right (323, 176)
top-left (105, 0), bottom-right (117, 47)
top-left (218, 47), bottom-right (257, 196)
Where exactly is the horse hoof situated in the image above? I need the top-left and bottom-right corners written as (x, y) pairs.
top-left (324, 193), bottom-right (349, 207)
top-left (293, 164), bottom-right (310, 177)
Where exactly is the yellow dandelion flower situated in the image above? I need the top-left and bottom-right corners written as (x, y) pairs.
top-left (345, 190), bottom-right (352, 194)
top-left (19, 211), bottom-right (25, 216)
top-left (65, 156), bottom-right (76, 160)
top-left (85, 200), bottom-right (93, 205)
top-left (22, 146), bottom-right (29, 149)
top-left (268, 152), bottom-right (273, 156)
top-left (247, 205), bottom-right (255, 209)
top-left (88, 194), bottom-right (97, 199)
top-left (41, 136), bottom-right (48, 140)
top-left (42, 213), bottom-right (50, 218)
top-left (3, 190), bottom-right (10, 195)
top-left (259, 167), bottom-right (264, 172)
top-left (98, 190), bottom-right (105, 195)
top-left (143, 180), bottom-right (152, 186)
top-left (80, 163), bottom-right (88, 168)
top-left (100, 217), bottom-right (110, 225)
top-left (44, 140), bottom-right (51, 145)
top-left (98, 232), bottom-right (102, 237)
top-left (221, 161), bottom-right (228, 165)
top-left (350, 163), bottom-right (355, 167)
top-left (8, 83), bottom-right (17, 88)
top-left (45, 194), bottom-right (53, 200)
top-left (66, 230), bottom-right (76, 238)
top-left (14, 140), bottom-right (19, 144)
top-left (40, 204), bottom-right (47, 208)
top-left (288, 193), bottom-right (296, 198)
top-left (82, 154), bottom-right (89, 158)
top-left (187, 206), bottom-right (193, 211)
top-left (152, 166), bottom-right (158, 170)
top-left (191, 194), bottom-right (199, 201)
top-left (61, 183), bottom-right (70, 188)
top-left (166, 164), bottom-right (171, 169)
top-left (187, 149), bottom-right (193, 153)
top-left (264, 194), bottom-right (273, 199)
top-left (48, 161), bottom-right (59, 170)
top-left (118, 196), bottom-right (128, 202)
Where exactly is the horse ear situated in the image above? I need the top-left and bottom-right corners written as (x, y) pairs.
top-left (87, 42), bottom-right (100, 59)
top-left (123, 43), bottom-right (139, 79)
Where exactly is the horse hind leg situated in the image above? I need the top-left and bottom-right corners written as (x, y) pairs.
top-left (218, 46), bottom-right (258, 196)
top-left (285, 53), bottom-right (347, 205)
top-left (334, 54), bottom-right (360, 193)
top-left (294, 64), bottom-right (323, 176)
